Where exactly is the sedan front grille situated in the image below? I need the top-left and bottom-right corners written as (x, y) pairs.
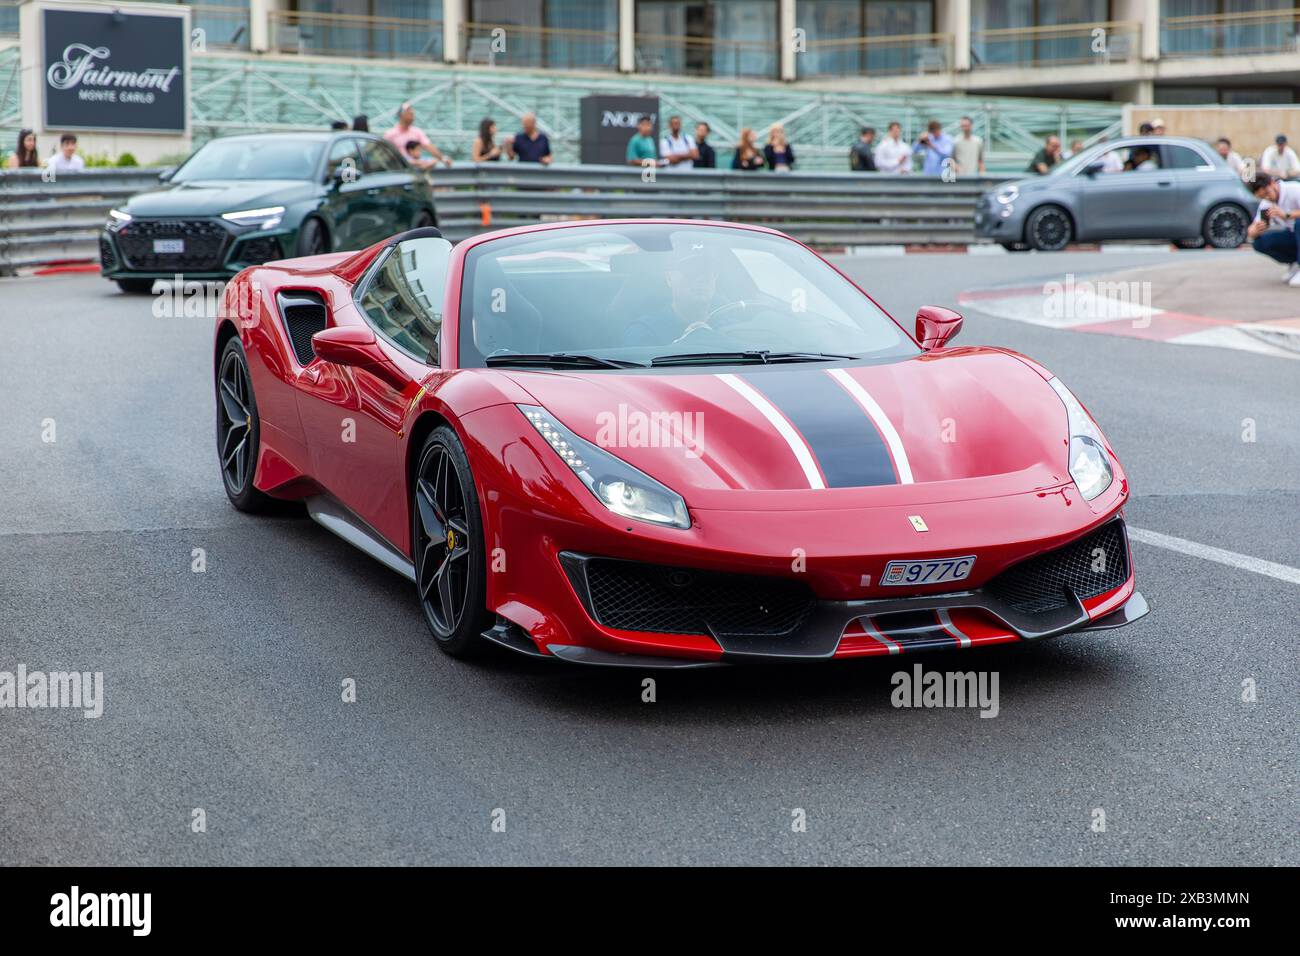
top-left (115, 218), bottom-right (231, 272)
top-left (578, 558), bottom-right (814, 638)
top-left (985, 520), bottom-right (1129, 615)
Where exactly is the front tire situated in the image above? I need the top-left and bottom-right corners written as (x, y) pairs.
top-left (412, 425), bottom-right (493, 658)
top-left (1025, 205), bottom-right (1073, 252)
top-left (1203, 204), bottom-right (1248, 249)
top-left (295, 217), bottom-right (328, 257)
top-left (216, 338), bottom-right (274, 512)
top-left (116, 277), bottom-right (155, 294)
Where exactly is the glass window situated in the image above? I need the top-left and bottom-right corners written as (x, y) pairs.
top-left (359, 237), bottom-right (453, 364)
top-left (361, 138), bottom-right (406, 172)
top-left (970, 0), bottom-right (1108, 66)
top-left (326, 138), bottom-right (362, 180)
top-left (174, 136), bottom-right (326, 182)
top-left (458, 223), bottom-right (916, 366)
top-left (636, 0), bottom-right (778, 78)
top-left (1162, 144), bottom-right (1212, 169)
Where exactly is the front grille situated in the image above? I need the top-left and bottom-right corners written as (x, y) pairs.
top-left (116, 218), bottom-right (230, 272)
top-left (277, 291), bottom-right (328, 366)
top-left (985, 520), bottom-right (1129, 615)
top-left (99, 236), bottom-right (117, 272)
top-left (581, 558), bottom-right (814, 638)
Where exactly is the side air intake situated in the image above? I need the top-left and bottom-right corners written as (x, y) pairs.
top-left (277, 291), bottom-right (329, 366)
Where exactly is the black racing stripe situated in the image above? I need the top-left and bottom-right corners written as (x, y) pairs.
top-left (742, 370), bottom-right (897, 487)
top-left (874, 611), bottom-right (961, 649)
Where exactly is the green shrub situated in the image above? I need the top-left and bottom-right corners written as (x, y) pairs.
top-left (115, 152), bottom-right (138, 167)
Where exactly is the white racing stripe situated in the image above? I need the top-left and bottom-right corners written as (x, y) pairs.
top-left (861, 618), bottom-right (901, 655)
top-left (937, 609), bottom-right (972, 648)
top-left (1129, 527), bottom-right (1300, 586)
top-left (716, 373), bottom-right (825, 489)
top-left (826, 368), bottom-right (914, 484)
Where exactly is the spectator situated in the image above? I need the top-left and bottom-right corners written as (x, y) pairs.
top-left (625, 115), bottom-right (659, 167)
top-left (330, 120), bottom-right (348, 130)
top-left (1150, 117), bottom-right (1166, 135)
top-left (951, 116), bottom-right (984, 175)
top-left (352, 115), bottom-right (370, 132)
top-left (47, 133), bottom-right (85, 173)
top-left (1246, 173), bottom-right (1300, 285)
top-left (764, 124), bottom-right (795, 172)
top-left (660, 114), bottom-right (697, 170)
top-left (404, 139), bottom-right (435, 171)
top-left (1063, 139), bottom-right (1084, 160)
top-left (1260, 135), bottom-right (1300, 179)
top-left (694, 122), bottom-right (716, 169)
top-left (874, 122), bottom-right (912, 175)
top-left (1026, 135), bottom-right (1062, 175)
top-left (849, 127), bottom-right (877, 172)
top-left (731, 128), bottom-right (764, 171)
top-left (1124, 146), bottom-right (1157, 172)
top-left (1216, 137), bottom-right (1244, 176)
top-left (507, 112), bottom-right (552, 165)
top-left (6, 129), bottom-right (39, 169)
top-left (472, 118), bottom-right (502, 162)
top-left (384, 103), bottom-right (451, 167)
top-left (914, 119), bottom-right (953, 176)
top-left (1138, 122), bottom-right (1154, 135)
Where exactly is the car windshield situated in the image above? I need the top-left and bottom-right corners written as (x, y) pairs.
top-left (457, 224), bottom-right (917, 368)
top-left (173, 137), bottom-right (325, 182)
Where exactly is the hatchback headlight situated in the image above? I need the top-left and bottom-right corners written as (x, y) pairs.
top-left (519, 405), bottom-right (690, 529)
top-left (106, 208), bottom-right (131, 232)
top-left (221, 206), bottom-right (285, 230)
top-left (1049, 378), bottom-right (1113, 501)
top-left (995, 185), bottom-right (1019, 205)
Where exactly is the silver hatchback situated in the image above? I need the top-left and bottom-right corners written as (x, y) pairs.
top-left (975, 135), bottom-right (1258, 251)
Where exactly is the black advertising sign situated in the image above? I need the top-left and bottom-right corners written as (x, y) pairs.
top-left (43, 7), bottom-right (187, 133)
top-left (580, 95), bottom-right (659, 166)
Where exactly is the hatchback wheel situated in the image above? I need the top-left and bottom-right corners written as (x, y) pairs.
top-left (1025, 206), bottom-right (1072, 252)
top-left (1203, 204), bottom-right (1248, 249)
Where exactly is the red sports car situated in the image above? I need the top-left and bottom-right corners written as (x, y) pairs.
top-left (214, 219), bottom-right (1147, 667)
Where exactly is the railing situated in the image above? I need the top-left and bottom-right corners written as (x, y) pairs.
top-left (461, 22), bottom-right (619, 71)
top-left (971, 20), bottom-right (1141, 69)
top-left (0, 168), bottom-right (166, 274)
top-left (190, 5), bottom-right (251, 52)
top-left (800, 32), bottom-right (956, 78)
top-left (269, 10), bottom-right (444, 61)
top-left (633, 32), bottom-right (779, 80)
top-left (425, 163), bottom-right (1001, 247)
top-left (0, 0), bottom-right (17, 38)
top-left (1161, 8), bottom-right (1300, 58)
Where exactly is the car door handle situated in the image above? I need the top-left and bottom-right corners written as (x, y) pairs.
top-left (1157, 180), bottom-right (1173, 187)
top-left (366, 187), bottom-right (381, 195)
top-left (402, 184), bottom-right (413, 191)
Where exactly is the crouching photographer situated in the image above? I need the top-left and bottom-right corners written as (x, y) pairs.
top-left (1247, 173), bottom-right (1300, 285)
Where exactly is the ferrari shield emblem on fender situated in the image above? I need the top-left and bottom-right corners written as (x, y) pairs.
top-left (909, 515), bottom-right (929, 532)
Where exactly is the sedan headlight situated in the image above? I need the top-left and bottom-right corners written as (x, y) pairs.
top-left (1048, 378), bottom-right (1113, 501)
top-left (519, 405), bottom-right (690, 529)
top-left (221, 206), bottom-right (285, 230)
top-left (106, 208), bottom-right (131, 232)
top-left (995, 185), bottom-right (1019, 205)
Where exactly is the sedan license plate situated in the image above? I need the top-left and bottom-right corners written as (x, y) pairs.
top-left (153, 239), bottom-right (185, 254)
top-left (882, 555), bottom-right (976, 587)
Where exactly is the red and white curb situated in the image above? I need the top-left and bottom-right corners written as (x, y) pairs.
top-left (956, 284), bottom-right (1300, 359)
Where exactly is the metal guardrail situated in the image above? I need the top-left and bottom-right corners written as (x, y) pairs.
top-left (0, 164), bottom-right (1002, 274)
top-left (427, 163), bottom-right (1002, 247)
top-left (0, 168), bottom-right (166, 274)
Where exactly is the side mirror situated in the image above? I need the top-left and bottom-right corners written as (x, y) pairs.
top-left (311, 325), bottom-right (409, 390)
top-left (1083, 161), bottom-right (1104, 177)
top-left (915, 306), bottom-right (963, 350)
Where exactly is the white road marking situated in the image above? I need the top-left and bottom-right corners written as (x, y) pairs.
top-left (1129, 527), bottom-right (1300, 585)
top-left (716, 373), bottom-right (825, 490)
top-left (826, 368), bottom-right (915, 484)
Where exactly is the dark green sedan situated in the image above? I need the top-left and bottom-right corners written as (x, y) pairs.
top-left (100, 131), bottom-right (437, 292)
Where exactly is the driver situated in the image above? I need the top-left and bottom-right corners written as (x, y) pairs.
top-left (623, 249), bottom-right (723, 347)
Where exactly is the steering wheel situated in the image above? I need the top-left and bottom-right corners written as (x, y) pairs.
top-left (707, 299), bottom-right (750, 325)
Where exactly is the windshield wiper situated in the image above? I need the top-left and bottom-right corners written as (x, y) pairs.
top-left (485, 352), bottom-right (646, 370)
top-left (650, 350), bottom-right (857, 367)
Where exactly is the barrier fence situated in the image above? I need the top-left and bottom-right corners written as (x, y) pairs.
top-left (0, 165), bottom-right (1003, 274)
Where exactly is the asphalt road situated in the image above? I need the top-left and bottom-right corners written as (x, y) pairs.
top-left (1, 251), bottom-right (1296, 866)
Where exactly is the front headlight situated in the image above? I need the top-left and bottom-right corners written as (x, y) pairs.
top-left (106, 208), bottom-right (131, 232)
top-left (519, 405), bottom-right (690, 529)
top-left (995, 185), bottom-right (1019, 205)
top-left (1048, 378), bottom-right (1113, 501)
top-left (221, 206), bottom-right (285, 230)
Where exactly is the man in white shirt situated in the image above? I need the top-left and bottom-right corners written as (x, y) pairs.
top-left (1216, 137), bottom-right (1245, 178)
top-left (1259, 135), bottom-right (1300, 179)
top-left (951, 116), bottom-right (984, 175)
top-left (659, 115), bottom-right (697, 171)
top-left (873, 122), bottom-right (913, 175)
top-left (47, 133), bottom-right (85, 173)
top-left (1247, 173), bottom-right (1300, 284)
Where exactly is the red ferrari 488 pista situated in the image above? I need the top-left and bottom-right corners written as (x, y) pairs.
top-left (213, 219), bottom-right (1147, 667)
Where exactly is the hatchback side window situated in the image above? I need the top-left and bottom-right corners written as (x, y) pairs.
top-left (326, 138), bottom-right (362, 182)
top-left (361, 139), bottom-right (406, 173)
top-left (1162, 145), bottom-right (1212, 170)
top-left (357, 237), bottom-right (453, 365)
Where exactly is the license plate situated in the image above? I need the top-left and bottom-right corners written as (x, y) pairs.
top-left (153, 239), bottom-right (185, 254)
top-left (882, 555), bottom-right (976, 587)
